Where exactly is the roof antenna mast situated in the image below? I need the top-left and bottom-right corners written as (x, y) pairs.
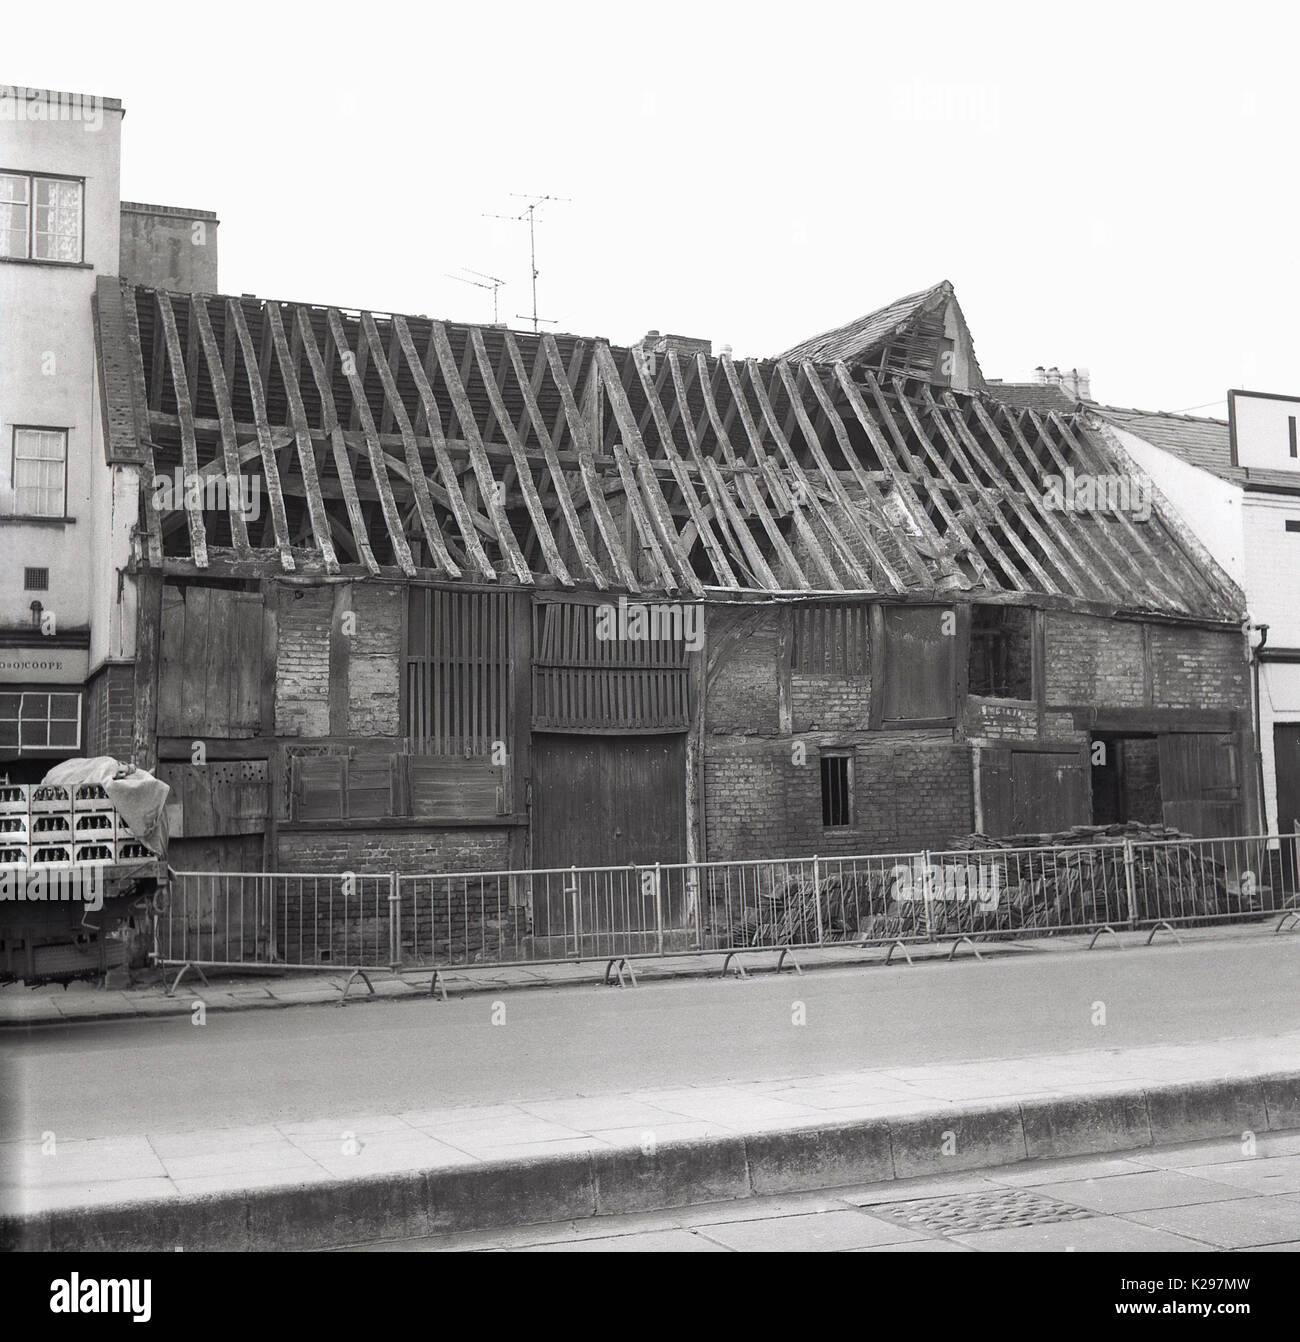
top-left (444, 268), bottom-right (507, 324)
top-left (483, 193), bottom-right (571, 333)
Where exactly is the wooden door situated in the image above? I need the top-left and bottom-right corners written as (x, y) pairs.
top-left (1275, 725), bottom-right (1300, 835)
top-left (980, 747), bottom-right (1089, 837)
top-left (530, 734), bottom-right (687, 941)
top-left (1158, 732), bottom-right (1243, 838)
top-left (1273, 725), bottom-right (1300, 890)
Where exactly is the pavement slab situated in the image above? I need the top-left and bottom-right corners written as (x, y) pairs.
top-left (355, 1132), bottom-right (1300, 1252)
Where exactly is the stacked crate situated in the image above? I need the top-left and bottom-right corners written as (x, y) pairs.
top-left (0, 785), bottom-right (32, 868)
top-left (0, 784), bottom-right (154, 868)
top-left (29, 784), bottom-right (74, 866)
top-left (72, 783), bottom-right (118, 865)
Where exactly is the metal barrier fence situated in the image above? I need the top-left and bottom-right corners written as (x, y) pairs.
top-left (155, 834), bottom-right (1300, 992)
top-left (155, 870), bottom-right (395, 991)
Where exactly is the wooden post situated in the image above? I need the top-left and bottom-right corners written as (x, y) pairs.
top-left (329, 583), bottom-right (352, 736)
top-left (509, 592), bottom-right (533, 868)
top-left (132, 569), bottom-right (163, 773)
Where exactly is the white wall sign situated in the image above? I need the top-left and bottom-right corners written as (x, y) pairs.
top-left (1230, 389), bottom-right (1300, 472)
top-left (0, 648), bottom-right (90, 683)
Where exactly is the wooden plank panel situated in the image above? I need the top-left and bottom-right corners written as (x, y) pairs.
top-left (180, 585), bottom-right (212, 737)
top-left (202, 588), bottom-right (233, 739)
top-left (1158, 732), bottom-right (1244, 838)
top-left (229, 592), bottom-right (262, 735)
top-left (157, 586), bottom-right (186, 736)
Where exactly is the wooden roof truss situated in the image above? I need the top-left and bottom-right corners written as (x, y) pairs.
top-left (113, 283), bottom-right (1242, 622)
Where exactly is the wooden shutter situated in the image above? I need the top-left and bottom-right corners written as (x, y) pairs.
top-left (882, 607), bottom-right (955, 722)
top-left (158, 584), bottom-right (263, 738)
top-left (405, 588), bottom-right (511, 755)
top-left (792, 603), bottom-right (870, 675)
top-left (531, 600), bottom-right (691, 732)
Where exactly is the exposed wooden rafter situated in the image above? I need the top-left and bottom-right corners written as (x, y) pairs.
top-left (106, 282), bottom-right (1241, 623)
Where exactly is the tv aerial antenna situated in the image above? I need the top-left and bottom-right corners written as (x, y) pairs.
top-left (444, 268), bottom-right (507, 324)
top-left (483, 193), bottom-right (571, 333)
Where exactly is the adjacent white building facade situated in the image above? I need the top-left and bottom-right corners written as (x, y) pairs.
top-left (0, 86), bottom-right (218, 777)
top-left (1097, 393), bottom-right (1300, 838)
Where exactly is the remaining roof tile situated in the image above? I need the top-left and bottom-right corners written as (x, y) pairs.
top-left (781, 281), bottom-right (953, 364)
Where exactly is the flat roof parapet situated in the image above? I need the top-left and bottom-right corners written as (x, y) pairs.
top-left (0, 85), bottom-right (123, 112)
top-left (121, 201), bottom-right (220, 222)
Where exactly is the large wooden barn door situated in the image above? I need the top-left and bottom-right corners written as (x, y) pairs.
top-left (530, 733), bottom-right (686, 946)
top-left (531, 734), bottom-right (687, 870)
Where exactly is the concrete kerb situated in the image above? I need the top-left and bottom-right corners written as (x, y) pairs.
top-left (1, 919), bottom-right (1283, 1028)
top-left (4, 1070), bottom-right (1298, 1252)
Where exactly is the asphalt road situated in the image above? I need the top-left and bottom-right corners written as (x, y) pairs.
top-left (2, 939), bottom-right (1297, 1142)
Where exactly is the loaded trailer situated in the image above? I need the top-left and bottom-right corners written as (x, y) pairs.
top-left (0, 780), bottom-right (168, 986)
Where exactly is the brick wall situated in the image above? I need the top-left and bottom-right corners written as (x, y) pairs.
top-left (84, 663), bottom-right (135, 759)
top-left (704, 731), bottom-right (972, 860)
top-left (704, 602), bottom-right (971, 858)
top-left (274, 586), bottom-right (331, 736)
top-left (706, 607), bottom-right (781, 734)
top-left (791, 670), bottom-right (872, 732)
top-left (1044, 613), bottom-right (1146, 706)
top-left (275, 825), bottom-right (514, 964)
top-left (277, 825), bottom-right (510, 874)
top-left (347, 583), bottom-right (403, 736)
top-left (1147, 625), bottom-right (1247, 711)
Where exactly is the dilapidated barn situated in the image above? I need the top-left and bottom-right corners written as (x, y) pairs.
top-left (90, 277), bottom-right (1254, 888)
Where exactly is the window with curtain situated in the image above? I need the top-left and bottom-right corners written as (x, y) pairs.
top-left (9, 428), bottom-right (68, 517)
top-left (0, 173), bottom-right (83, 261)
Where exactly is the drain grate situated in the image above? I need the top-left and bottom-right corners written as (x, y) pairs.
top-left (868, 1188), bottom-right (1095, 1235)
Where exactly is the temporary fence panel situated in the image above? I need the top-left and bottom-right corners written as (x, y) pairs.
top-left (156, 834), bottom-right (1300, 977)
top-left (157, 870), bottom-right (395, 971)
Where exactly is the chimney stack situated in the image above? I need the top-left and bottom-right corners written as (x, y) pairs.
top-left (1076, 367), bottom-right (1092, 400)
top-left (1033, 365), bottom-right (1047, 385)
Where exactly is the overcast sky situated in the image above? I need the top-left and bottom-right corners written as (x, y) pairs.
top-left (10, 0), bottom-right (1299, 417)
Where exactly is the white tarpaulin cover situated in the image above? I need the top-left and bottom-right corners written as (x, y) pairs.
top-left (41, 757), bottom-right (171, 856)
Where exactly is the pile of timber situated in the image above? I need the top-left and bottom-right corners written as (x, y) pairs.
top-left (950, 821), bottom-right (1187, 849)
top-left (704, 821), bottom-right (1248, 947)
